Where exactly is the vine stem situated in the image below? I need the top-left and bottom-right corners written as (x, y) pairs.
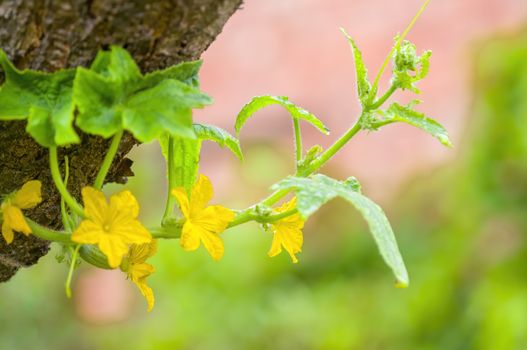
top-left (65, 244), bottom-right (81, 298)
top-left (94, 130), bottom-right (123, 190)
top-left (370, 0), bottom-right (431, 95)
top-left (163, 136), bottom-right (177, 222)
top-left (49, 147), bottom-right (85, 218)
top-left (293, 118), bottom-right (302, 167)
top-left (27, 219), bottom-right (72, 243)
top-left (369, 84), bottom-right (397, 110)
top-left (234, 116), bottom-right (364, 222)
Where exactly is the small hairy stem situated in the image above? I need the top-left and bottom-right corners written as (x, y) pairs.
top-left (65, 244), bottom-right (81, 298)
top-left (370, 0), bottom-right (431, 95)
top-left (299, 120), bottom-right (362, 176)
top-left (163, 136), bottom-right (177, 222)
top-left (60, 156), bottom-right (74, 232)
top-left (150, 225), bottom-right (182, 239)
top-left (369, 84), bottom-right (397, 110)
top-left (27, 219), bottom-right (72, 243)
top-left (228, 210), bottom-right (255, 228)
top-left (49, 147), bottom-right (85, 218)
top-left (94, 130), bottom-right (124, 190)
top-left (263, 208), bottom-right (298, 223)
top-left (229, 206), bottom-right (298, 228)
top-left (293, 118), bottom-right (303, 167)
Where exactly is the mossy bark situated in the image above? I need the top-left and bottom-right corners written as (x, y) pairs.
top-left (0, 0), bottom-right (242, 282)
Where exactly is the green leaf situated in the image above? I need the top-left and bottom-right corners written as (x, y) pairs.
top-left (272, 174), bottom-right (409, 287)
top-left (375, 102), bottom-right (452, 147)
top-left (107, 46), bottom-right (142, 84)
top-left (141, 60), bottom-right (203, 89)
top-left (123, 79), bottom-right (211, 142)
top-left (73, 67), bottom-right (122, 138)
top-left (0, 50), bottom-right (79, 147)
top-left (341, 28), bottom-right (372, 106)
top-left (159, 134), bottom-right (201, 195)
top-left (193, 123), bottom-right (243, 160)
top-left (235, 95), bottom-right (329, 136)
top-left (74, 47), bottom-right (212, 142)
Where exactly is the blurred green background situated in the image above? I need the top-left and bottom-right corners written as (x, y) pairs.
top-left (1, 24), bottom-right (527, 350)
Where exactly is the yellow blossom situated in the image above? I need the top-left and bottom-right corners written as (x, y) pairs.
top-left (121, 240), bottom-right (157, 312)
top-left (0, 180), bottom-right (42, 244)
top-left (72, 187), bottom-right (151, 268)
top-left (268, 197), bottom-right (304, 263)
top-left (172, 174), bottom-right (234, 261)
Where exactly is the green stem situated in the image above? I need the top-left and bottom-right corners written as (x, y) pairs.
top-left (150, 225), bottom-right (182, 239)
top-left (163, 136), bottom-right (177, 222)
top-left (229, 207), bottom-right (298, 228)
top-left (369, 84), bottom-right (397, 110)
top-left (293, 118), bottom-right (302, 166)
top-left (60, 156), bottom-right (73, 232)
top-left (370, 0), bottom-right (431, 95)
top-left (27, 219), bottom-right (72, 243)
top-left (49, 147), bottom-right (85, 218)
top-left (94, 130), bottom-right (123, 190)
top-left (264, 208), bottom-right (298, 223)
top-left (65, 244), bottom-right (81, 298)
top-left (299, 120), bottom-right (362, 176)
top-left (228, 210), bottom-right (255, 228)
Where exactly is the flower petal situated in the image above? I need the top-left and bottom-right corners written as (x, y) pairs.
top-left (190, 174), bottom-right (214, 213)
top-left (3, 205), bottom-right (31, 235)
top-left (274, 197), bottom-right (297, 213)
top-left (12, 180), bottom-right (42, 209)
top-left (98, 235), bottom-right (130, 268)
top-left (200, 229), bottom-right (224, 261)
top-left (171, 187), bottom-right (190, 219)
top-left (136, 279), bottom-right (155, 312)
top-left (130, 262), bottom-right (155, 281)
top-left (110, 220), bottom-right (151, 244)
top-left (81, 187), bottom-right (107, 224)
top-left (1, 220), bottom-right (14, 244)
top-left (192, 205), bottom-right (234, 234)
top-left (180, 222), bottom-right (201, 252)
top-left (272, 225), bottom-right (303, 264)
top-left (267, 231), bottom-right (283, 258)
top-left (129, 240), bottom-right (158, 264)
top-left (110, 190), bottom-right (140, 218)
top-left (71, 219), bottom-right (104, 244)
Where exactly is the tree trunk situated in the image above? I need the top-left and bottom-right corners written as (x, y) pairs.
top-left (0, 0), bottom-right (243, 282)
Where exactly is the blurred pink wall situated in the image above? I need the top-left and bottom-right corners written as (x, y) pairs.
top-left (194, 0), bottom-right (527, 202)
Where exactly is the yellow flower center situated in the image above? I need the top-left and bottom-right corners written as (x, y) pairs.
top-left (102, 223), bottom-right (112, 232)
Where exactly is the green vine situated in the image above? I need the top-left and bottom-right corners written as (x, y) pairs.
top-left (0, 1), bottom-right (451, 311)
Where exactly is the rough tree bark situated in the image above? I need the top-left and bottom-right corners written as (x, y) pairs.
top-left (0, 0), bottom-right (243, 282)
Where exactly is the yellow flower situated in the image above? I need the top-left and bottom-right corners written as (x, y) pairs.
top-left (172, 174), bottom-right (235, 261)
top-left (72, 187), bottom-right (151, 268)
top-left (121, 240), bottom-right (157, 312)
top-left (268, 197), bottom-right (304, 263)
top-left (0, 180), bottom-right (42, 244)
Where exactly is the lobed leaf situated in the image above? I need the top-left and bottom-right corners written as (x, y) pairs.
top-left (340, 28), bottom-right (372, 106)
top-left (235, 95), bottom-right (329, 136)
top-left (0, 50), bottom-right (79, 147)
top-left (272, 174), bottom-right (409, 287)
top-left (375, 102), bottom-right (452, 147)
top-left (193, 123), bottom-right (243, 160)
top-left (74, 48), bottom-right (212, 142)
top-left (140, 61), bottom-right (203, 89)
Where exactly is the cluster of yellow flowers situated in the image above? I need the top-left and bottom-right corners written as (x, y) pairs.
top-left (1, 175), bottom-right (304, 312)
